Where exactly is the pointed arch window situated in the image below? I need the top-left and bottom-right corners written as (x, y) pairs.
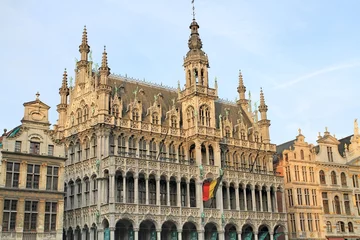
top-left (117, 134), bottom-right (126, 156)
top-left (169, 142), bottom-right (176, 162)
top-left (109, 134), bottom-right (115, 155)
top-left (209, 146), bottom-right (214, 166)
top-left (83, 106), bottom-right (89, 121)
top-left (159, 141), bottom-right (166, 161)
top-left (84, 138), bottom-right (90, 160)
top-left (132, 109), bottom-right (139, 121)
top-left (91, 135), bottom-right (97, 157)
top-left (241, 153), bottom-right (246, 170)
top-left (128, 136), bottom-right (136, 157)
top-left (171, 115), bottom-right (177, 128)
top-left (149, 139), bottom-right (157, 160)
top-left (186, 106), bottom-right (195, 127)
top-left (225, 127), bottom-right (231, 138)
top-left (331, 171), bottom-right (337, 185)
top-left (319, 170), bottom-right (326, 184)
top-left (152, 112), bottom-right (159, 125)
top-left (139, 138), bottom-right (147, 158)
top-left (138, 175), bottom-right (146, 204)
top-left (178, 145), bottom-right (185, 162)
top-left (77, 109), bottom-right (82, 124)
top-left (112, 105), bottom-right (119, 118)
top-left (233, 153), bottom-right (239, 170)
top-left (199, 105), bottom-right (210, 127)
top-left (149, 175), bottom-right (156, 205)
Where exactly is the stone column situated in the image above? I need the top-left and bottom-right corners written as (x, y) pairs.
top-left (134, 175), bottom-right (138, 204)
top-left (217, 182), bottom-right (224, 211)
top-left (19, 160), bottom-right (27, 189)
top-left (157, 230), bottom-right (161, 240)
top-left (109, 174), bottom-right (115, 203)
top-left (196, 142), bottom-right (202, 165)
top-left (227, 185), bottom-right (231, 209)
top-left (146, 177), bottom-right (149, 205)
top-left (134, 228), bottom-right (139, 240)
top-left (243, 188), bottom-right (247, 211)
top-left (123, 175), bottom-right (126, 203)
top-left (178, 231), bottom-right (182, 240)
top-left (97, 229), bottom-right (104, 240)
top-left (198, 230), bottom-right (204, 240)
top-left (156, 177), bottom-right (160, 205)
top-left (205, 144), bottom-right (209, 165)
top-left (285, 232), bottom-right (289, 240)
top-left (81, 229), bottom-right (87, 240)
top-left (39, 163), bottom-right (47, 190)
top-left (237, 231), bottom-right (242, 240)
top-left (218, 230), bottom-right (225, 240)
top-left (235, 186), bottom-right (240, 210)
top-left (167, 180), bottom-right (170, 206)
top-left (281, 189), bottom-right (286, 213)
top-left (251, 186), bottom-right (256, 211)
top-left (110, 227), bottom-right (115, 240)
top-left (56, 200), bottom-right (65, 236)
top-left (274, 191), bottom-right (278, 212)
top-left (177, 180), bottom-right (181, 207)
top-left (187, 181), bottom-right (190, 207)
top-left (90, 228), bottom-right (94, 240)
top-left (197, 180), bottom-right (203, 211)
top-left (254, 231), bottom-right (258, 240)
top-left (267, 187), bottom-right (271, 212)
top-left (259, 190), bottom-right (263, 212)
top-left (0, 197), bottom-right (3, 228)
top-left (270, 232), bottom-right (274, 240)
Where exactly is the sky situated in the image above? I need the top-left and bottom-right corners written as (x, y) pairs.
top-left (1, 0), bottom-right (360, 145)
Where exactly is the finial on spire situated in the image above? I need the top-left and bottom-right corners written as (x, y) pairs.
top-left (298, 128), bottom-right (302, 135)
top-left (101, 45), bottom-right (108, 68)
top-left (239, 70), bottom-right (244, 86)
top-left (260, 87), bottom-right (265, 104)
top-left (36, 92), bottom-right (40, 100)
top-left (62, 68), bottom-right (68, 88)
top-left (79, 25), bottom-right (90, 60)
top-left (192, 0), bottom-right (196, 20)
top-left (82, 25), bottom-right (87, 45)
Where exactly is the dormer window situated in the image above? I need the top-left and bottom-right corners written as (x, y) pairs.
top-left (152, 113), bottom-right (159, 125)
top-left (327, 147), bottom-right (333, 162)
top-left (171, 116), bottom-right (177, 128)
top-left (77, 109), bottom-right (82, 124)
top-left (30, 141), bottom-right (40, 155)
top-left (132, 109), bottom-right (139, 121)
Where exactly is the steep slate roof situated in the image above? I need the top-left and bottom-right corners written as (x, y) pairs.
top-left (337, 134), bottom-right (353, 156)
top-left (108, 74), bottom-right (249, 128)
top-left (276, 139), bottom-right (295, 155)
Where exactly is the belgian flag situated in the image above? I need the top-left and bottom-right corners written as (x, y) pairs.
top-left (202, 170), bottom-right (224, 202)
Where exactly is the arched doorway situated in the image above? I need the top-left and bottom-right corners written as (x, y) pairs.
top-left (115, 219), bottom-right (134, 239)
top-left (161, 221), bottom-right (177, 239)
top-left (102, 219), bottom-right (110, 240)
top-left (83, 224), bottom-right (90, 240)
top-left (258, 225), bottom-right (270, 240)
top-left (67, 227), bottom-right (74, 240)
top-left (139, 220), bottom-right (156, 240)
top-left (182, 222), bottom-right (197, 240)
top-left (241, 225), bottom-right (254, 240)
top-left (225, 224), bottom-right (237, 240)
top-left (204, 222), bottom-right (218, 240)
top-left (273, 225), bottom-right (286, 240)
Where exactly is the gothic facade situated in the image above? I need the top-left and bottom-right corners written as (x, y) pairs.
top-left (0, 94), bottom-right (66, 240)
top-left (276, 125), bottom-right (360, 240)
top-left (55, 15), bottom-right (287, 240)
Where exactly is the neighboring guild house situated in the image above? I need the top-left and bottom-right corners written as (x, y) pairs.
top-left (0, 93), bottom-right (66, 240)
top-left (276, 123), bottom-right (360, 240)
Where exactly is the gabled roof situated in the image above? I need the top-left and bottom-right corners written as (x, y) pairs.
top-left (23, 99), bottom-right (50, 109)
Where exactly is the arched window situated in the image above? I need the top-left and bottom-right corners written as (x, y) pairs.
top-left (341, 172), bottom-right (347, 186)
top-left (152, 112), bottom-right (159, 125)
top-left (149, 139), bottom-right (157, 160)
top-left (83, 106), bottom-right (89, 121)
top-left (209, 146), bottom-right (214, 166)
top-left (77, 109), bottom-right (82, 124)
top-left (241, 153), bottom-right (246, 170)
top-left (336, 221), bottom-right (345, 232)
top-left (109, 134), bottom-right (115, 155)
top-left (75, 140), bottom-right (81, 162)
top-left (348, 222), bottom-right (354, 232)
top-left (300, 150), bottom-right (304, 160)
top-left (160, 176), bottom-right (167, 205)
top-left (254, 132), bottom-right (259, 142)
top-left (84, 138), bottom-right (90, 160)
top-left (189, 179), bottom-right (196, 207)
top-left (331, 171), bottom-right (337, 185)
top-left (225, 127), bottom-right (231, 138)
top-left (112, 105), bottom-right (119, 118)
top-left (240, 130), bottom-right (246, 140)
top-left (149, 175), bottom-right (156, 204)
top-left (132, 109), bottom-right (139, 121)
top-left (326, 222), bottom-right (332, 233)
top-left (334, 196), bottom-right (341, 214)
top-left (91, 135), bottom-right (97, 157)
top-left (353, 175), bottom-right (359, 188)
top-left (262, 157), bottom-right (267, 172)
top-left (138, 174), bottom-right (146, 204)
top-left (69, 142), bottom-right (75, 164)
top-left (319, 170), bottom-right (326, 184)
top-left (199, 105), bottom-right (210, 127)
top-left (128, 136), bottom-right (136, 156)
top-left (171, 115), bottom-right (177, 128)
top-left (178, 144), bottom-right (185, 162)
top-left (117, 134), bottom-right (126, 156)
top-left (159, 141), bottom-right (166, 161)
top-left (233, 153), bottom-right (239, 170)
top-left (186, 106), bottom-right (195, 127)
top-left (139, 138), bottom-right (147, 158)
top-left (169, 142), bottom-right (176, 162)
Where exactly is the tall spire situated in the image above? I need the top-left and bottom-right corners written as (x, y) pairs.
top-left (79, 25), bottom-right (90, 61)
top-left (99, 46), bottom-right (110, 82)
top-left (259, 88), bottom-right (268, 119)
top-left (61, 68), bottom-right (68, 89)
top-left (237, 70), bottom-right (246, 100)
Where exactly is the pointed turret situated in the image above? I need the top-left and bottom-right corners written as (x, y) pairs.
top-left (57, 69), bottom-right (70, 131)
top-left (79, 26), bottom-right (90, 61)
top-left (236, 70), bottom-right (249, 110)
top-left (99, 46), bottom-right (110, 84)
top-left (257, 88), bottom-right (270, 143)
top-left (258, 88), bottom-right (268, 120)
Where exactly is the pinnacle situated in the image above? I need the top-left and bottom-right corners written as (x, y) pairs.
top-left (82, 25), bottom-right (88, 45)
top-left (239, 70), bottom-right (244, 86)
top-left (62, 68), bottom-right (68, 88)
top-left (101, 45), bottom-right (108, 68)
top-left (260, 87), bottom-right (265, 105)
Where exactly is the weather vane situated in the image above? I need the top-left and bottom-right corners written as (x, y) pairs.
top-left (192, 0), bottom-right (196, 19)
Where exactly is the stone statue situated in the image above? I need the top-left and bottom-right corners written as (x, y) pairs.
top-left (96, 159), bottom-right (100, 173)
top-left (199, 164), bottom-right (204, 179)
top-left (172, 98), bottom-right (176, 106)
top-left (71, 115), bottom-right (74, 125)
top-left (344, 143), bottom-right (348, 151)
top-left (133, 86), bottom-right (139, 100)
top-left (94, 63), bottom-right (99, 73)
top-left (95, 210), bottom-right (100, 223)
top-left (154, 94), bottom-right (158, 102)
top-left (225, 108), bottom-right (229, 118)
top-left (219, 114), bottom-right (222, 122)
top-left (201, 212), bottom-right (205, 225)
top-left (355, 119), bottom-right (359, 136)
top-left (298, 128), bottom-right (302, 135)
top-left (221, 213), bottom-right (225, 226)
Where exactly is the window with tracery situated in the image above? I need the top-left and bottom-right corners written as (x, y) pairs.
top-left (240, 130), bottom-right (246, 140)
top-left (152, 112), bottom-right (159, 125)
top-left (169, 143), bottom-right (176, 162)
top-left (199, 105), bottom-right (210, 126)
top-left (171, 115), bottom-right (177, 128)
top-left (77, 109), bottom-right (82, 124)
top-left (209, 146), bottom-right (214, 165)
top-left (139, 138), bottom-right (147, 158)
top-left (128, 136), bottom-right (136, 156)
top-left (159, 142), bottom-right (166, 160)
top-left (117, 134), bottom-right (126, 156)
top-left (186, 106), bottom-right (195, 127)
top-left (112, 105), bottom-right (119, 118)
top-left (178, 145), bottom-right (185, 162)
top-left (149, 139), bottom-right (157, 160)
top-left (225, 127), bottom-right (231, 138)
top-left (83, 106), bottom-right (89, 121)
top-left (132, 109), bottom-right (139, 121)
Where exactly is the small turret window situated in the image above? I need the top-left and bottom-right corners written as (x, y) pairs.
top-left (199, 105), bottom-right (210, 127)
top-left (186, 106), bottom-right (195, 127)
top-left (152, 113), bottom-right (159, 125)
top-left (132, 109), bottom-right (139, 121)
top-left (171, 115), bottom-right (177, 128)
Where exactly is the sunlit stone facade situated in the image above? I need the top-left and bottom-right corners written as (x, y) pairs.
top-left (276, 125), bottom-right (360, 240)
top-left (55, 14), bottom-right (287, 240)
top-left (0, 94), bottom-right (66, 240)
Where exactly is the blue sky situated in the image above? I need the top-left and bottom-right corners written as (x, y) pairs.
top-left (1, 0), bottom-right (360, 145)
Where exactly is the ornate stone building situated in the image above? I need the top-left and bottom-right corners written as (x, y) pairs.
top-left (55, 12), bottom-right (287, 240)
top-left (0, 93), bottom-right (66, 240)
top-left (276, 124), bottom-right (360, 240)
